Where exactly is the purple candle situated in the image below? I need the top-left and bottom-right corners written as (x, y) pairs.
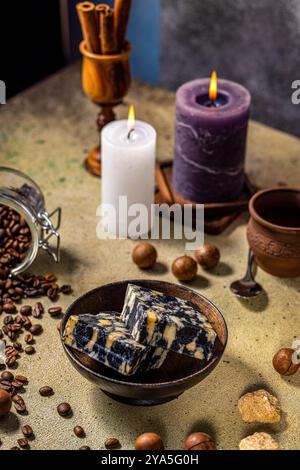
top-left (173, 74), bottom-right (251, 203)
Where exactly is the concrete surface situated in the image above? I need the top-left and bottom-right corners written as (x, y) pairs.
top-left (161, 0), bottom-right (300, 136)
top-left (0, 63), bottom-right (299, 450)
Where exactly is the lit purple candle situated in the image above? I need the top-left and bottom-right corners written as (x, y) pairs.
top-left (173, 73), bottom-right (251, 203)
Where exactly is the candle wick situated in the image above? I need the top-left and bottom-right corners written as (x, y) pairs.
top-left (127, 128), bottom-right (135, 140)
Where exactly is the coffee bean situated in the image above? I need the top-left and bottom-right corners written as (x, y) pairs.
top-left (60, 285), bottom-right (72, 295)
top-left (17, 437), bottom-right (29, 449)
top-left (15, 375), bottom-right (28, 384)
top-left (79, 446), bottom-right (91, 450)
top-left (11, 380), bottom-right (24, 390)
top-left (1, 371), bottom-right (14, 382)
top-left (39, 386), bottom-right (54, 397)
top-left (25, 346), bottom-right (35, 355)
top-left (6, 356), bottom-right (17, 367)
top-left (3, 303), bottom-right (16, 314)
top-left (10, 446), bottom-right (21, 450)
top-left (48, 306), bottom-right (62, 317)
top-left (22, 425), bottom-right (33, 438)
top-left (74, 426), bottom-right (85, 438)
top-left (24, 333), bottom-right (34, 344)
top-left (23, 319), bottom-right (32, 330)
top-left (20, 305), bottom-right (32, 316)
top-left (45, 273), bottom-right (56, 283)
top-left (47, 287), bottom-right (58, 301)
top-left (13, 342), bottom-right (22, 351)
top-left (3, 315), bottom-right (14, 325)
top-left (57, 402), bottom-right (72, 417)
top-left (24, 288), bottom-right (39, 298)
top-left (12, 394), bottom-right (26, 413)
top-left (105, 437), bottom-right (121, 449)
top-left (0, 380), bottom-right (13, 393)
top-left (33, 302), bottom-right (44, 318)
top-left (29, 324), bottom-right (43, 335)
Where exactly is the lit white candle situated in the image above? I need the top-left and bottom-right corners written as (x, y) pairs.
top-left (101, 106), bottom-right (156, 237)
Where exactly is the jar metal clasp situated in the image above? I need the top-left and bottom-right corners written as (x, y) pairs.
top-left (37, 207), bottom-right (61, 263)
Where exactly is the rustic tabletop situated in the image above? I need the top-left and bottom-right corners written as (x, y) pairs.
top-left (0, 63), bottom-right (299, 450)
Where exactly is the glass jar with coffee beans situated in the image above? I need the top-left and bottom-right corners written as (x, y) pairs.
top-left (0, 167), bottom-right (61, 275)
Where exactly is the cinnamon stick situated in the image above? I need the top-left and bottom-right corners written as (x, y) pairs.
top-left (96, 4), bottom-right (118, 55)
top-left (76, 2), bottom-right (100, 54)
top-left (114, 0), bottom-right (132, 51)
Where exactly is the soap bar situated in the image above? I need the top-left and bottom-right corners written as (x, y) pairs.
top-left (121, 284), bottom-right (216, 361)
top-left (63, 312), bottom-right (167, 375)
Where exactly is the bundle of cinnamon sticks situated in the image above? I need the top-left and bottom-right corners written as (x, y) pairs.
top-left (76, 1), bottom-right (132, 55)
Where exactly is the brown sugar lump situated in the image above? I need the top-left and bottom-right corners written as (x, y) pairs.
top-left (238, 389), bottom-right (281, 423)
top-left (239, 432), bottom-right (279, 450)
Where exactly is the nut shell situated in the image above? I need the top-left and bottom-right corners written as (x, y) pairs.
top-left (0, 389), bottom-right (12, 416)
top-left (195, 245), bottom-right (220, 269)
top-left (272, 348), bottom-right (300, 376)
top-left (132, 243), bottom-right (157, 269)
top-left (183, 432), bottom-right (216, 451)
top-left (135, 432), bottom-right (164, 450)
top-left (172, 256), bottom-right (197, 282)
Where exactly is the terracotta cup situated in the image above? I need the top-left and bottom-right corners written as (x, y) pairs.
top-left (247, 187), bottom-right (300, 277)
top-left (79, 40), bottom-right (131, 105)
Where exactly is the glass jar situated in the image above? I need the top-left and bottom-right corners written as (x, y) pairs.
top-left (0, 167), bottom-right (61, 275)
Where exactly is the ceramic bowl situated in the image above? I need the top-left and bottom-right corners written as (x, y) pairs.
top-left (60, 280), bottom-right (228, 406)
top-left (248, 187), bottom-right (300, 277)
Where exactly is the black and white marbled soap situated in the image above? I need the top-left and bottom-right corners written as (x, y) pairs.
top-left (121, 284), bottom-right (216, 362)
top-left (64, 312), bottom-right (167, 376)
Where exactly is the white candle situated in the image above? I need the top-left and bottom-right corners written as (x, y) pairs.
top-left (101, 113), bottom-right (156, 237)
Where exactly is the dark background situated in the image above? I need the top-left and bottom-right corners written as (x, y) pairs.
top-left (1, 0), bottom-right (300, 138)
top-left (160, 0), bottom-right (300, 136)
top-left (0, 1), bottom-right (64, 99)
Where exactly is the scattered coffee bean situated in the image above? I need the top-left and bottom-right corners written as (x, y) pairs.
top-left (45, 273), bottom-right (56, 283)
top-left (0, 380), bottom-right (13, 393)
top-left (79, 446), bottom-right (91, 450)
top-left (33, 302), bottom-right (44, 318)
top-left (11, 380), bottom-right (24, 390)
top-left (25, 333), bottom-right (34, 344)
top-left (48, 306), bottom-right (62, 317)
top-left (12, 394), bottom-right (26, 413)
top-left (13, 342), bottom-right (22, 352)
top-left (1, 371), bottom-right (14, 382)
top-left (17, 437), bottom-right (29, 449)
top-left (74, 426), bottom-right (85, 438)
top-left (25, 346), bottom-right (35, 355)
top-left (105, 437), bottom-right (121, 449)
top-left (39, 386), bottom-right (54, 397)
top-left (57, 402), bottom-right (72, 417)
top-left (3, 303), bottom-right (16, 314)
top-left (15, 375), bottom-right (28, 384)
top-left (22, 425), bottom-right (34, 438)
top-left (60, 285), bottom-right (72, 295)
top-left (10, 446), bottom-right (21, 450)
top-left (20, 305), bottom-right (32, 316)
top-left (6, 356), bottom-right (17, 367)
top-left (29, 324), bottom-right (43, 335)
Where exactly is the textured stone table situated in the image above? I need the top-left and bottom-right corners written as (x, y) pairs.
top-left (0, 63), bottom-right (299, 450)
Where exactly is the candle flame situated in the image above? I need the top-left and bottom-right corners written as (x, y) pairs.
top-left (127, 105), bottom-right (135, 131)
top-left (209, 71), bottom-right (218, 101)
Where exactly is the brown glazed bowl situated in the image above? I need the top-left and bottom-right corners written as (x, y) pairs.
top-left (61, 280), bottom-right (227, 406)
top-left (248, 187), bottom-right (300, 277)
